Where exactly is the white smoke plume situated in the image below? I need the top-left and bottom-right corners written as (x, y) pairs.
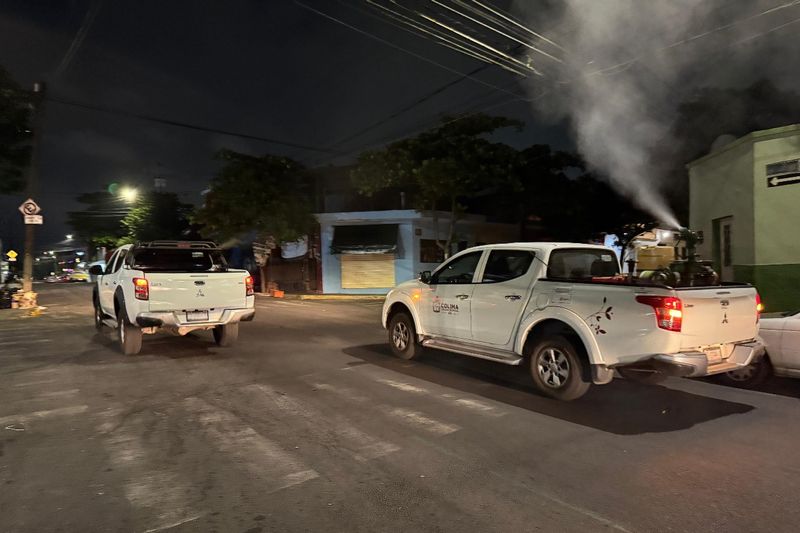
top-left (514, 0), bottom-right (800, 228)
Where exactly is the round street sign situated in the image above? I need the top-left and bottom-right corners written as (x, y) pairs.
top-left (18, 198), bottom-right (41, 216)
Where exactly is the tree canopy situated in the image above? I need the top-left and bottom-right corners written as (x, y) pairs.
top-left (121, 191), bottom-right (194, 243)
top-left (351, 113), bottom-right (522, 256)
top-left (194, 149), bottom-right (315, 243)
top-left (0, 65), bottom-right (33, 194)
top-left (66, 191), bottom-right (129, 249)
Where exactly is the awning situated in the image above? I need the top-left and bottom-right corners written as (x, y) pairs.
top-left (331, 224), bottom-right (398, 254)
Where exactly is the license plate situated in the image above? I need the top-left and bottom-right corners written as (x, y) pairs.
top-left (704, 346), bottom-right (722, 364)
top-left (186, 311), bottom-right (209, 322)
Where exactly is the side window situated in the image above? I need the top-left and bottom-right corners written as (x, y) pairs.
top-left (112, 251), bottom-right (127, 273)
top-left (431, 252), bottom-right (482, 284)
top-left (104, 251), bottom-right (119, 274)
top-left (481, 250), bottom-right (535, 283)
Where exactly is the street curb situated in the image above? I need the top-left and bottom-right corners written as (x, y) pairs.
top-left (255, 293), bottom-right (385, 302)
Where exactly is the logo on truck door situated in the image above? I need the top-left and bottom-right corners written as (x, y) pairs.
top-left (432, 297), bottom-right (458, 314)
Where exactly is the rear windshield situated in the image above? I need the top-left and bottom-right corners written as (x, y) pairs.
top-left (547, 249), bottom-right (620, 280)
top-left (130, 249), bottom-right (228, 272)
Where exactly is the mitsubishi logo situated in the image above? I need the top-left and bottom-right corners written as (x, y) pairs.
top-left (196, 288), bottom-right (205, 298)
top-left (722, 312), bottom-right (728, 324)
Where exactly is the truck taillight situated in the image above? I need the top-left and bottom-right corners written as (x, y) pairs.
top-left (245, 275), bottom-right (254, 296)
top-left (636, 295), bottom-right (682, 332)
top-left (756, 293), bottom-right (763, 322)
top-left (133, 277), bottom-right (149, 300)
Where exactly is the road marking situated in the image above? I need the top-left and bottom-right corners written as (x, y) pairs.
top-left (370, 374), bottom-right (505, 417)
top-left (12, 379), bottom-right (58, 388)
top-left (0, 405), bottom-right (89, 426)
top-left (37, 388), bottom-right (80, 399)
top-left (375, 378), bottom-right (428, 394)
top-left (309, 381), bottom-right (461, 437)
top-left (242, 384), bottom-right (400, 461)
top-left (104, 426), bottom-right (203, 532)
top-left (385, 407), bottom-right (460, 435)
top-left (0, 339), bottom-right (53, 347)
top-left (183, 397), bottom-right (319, 493)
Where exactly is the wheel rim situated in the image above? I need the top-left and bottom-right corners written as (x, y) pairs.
top-left (537, 347), bottom-right (570, 389)
top-left (392, 321), bottom-right (410, 351)
top-left (727, 365), bottom-right (755, 382)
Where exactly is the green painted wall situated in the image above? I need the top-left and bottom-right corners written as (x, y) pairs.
top-left (752, 135), bottom-right (800, 265)
top-left (734, 264), bottom-right (800, 313)
top-left (689, 137), bottom-right (755, 266)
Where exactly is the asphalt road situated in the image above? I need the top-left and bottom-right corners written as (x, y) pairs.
top-left (1, 284), bottom-right (799, 533)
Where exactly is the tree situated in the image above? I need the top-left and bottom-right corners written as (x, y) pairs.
top-left (121, 191), bottom-right (194, 242)
top-left (193, 149), bottom-right (316, 291)
top-left (67, 191), bottom-right (129, 250)
top-left (351, 114), bottom-right (522, 257)
top-left (0, 65), bottom-right (33, 194)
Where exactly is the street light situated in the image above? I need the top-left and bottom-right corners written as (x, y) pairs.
top-left (120, 187), bottom-right (138, 202)
top-left (66, 234), bottom-right (73, 240)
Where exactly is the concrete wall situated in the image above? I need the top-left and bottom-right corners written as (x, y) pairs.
top-left (689, 125), bottom-right (800, 311)
top-left (317, 210), bottom-right (516, 294)
top-left (689, 137), bottom-right (755, 266)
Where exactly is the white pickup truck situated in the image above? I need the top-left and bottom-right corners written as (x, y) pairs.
top-left (382, 243), bottom-right (764, 400)
top-left (90, 241), bottom-right (255, 355)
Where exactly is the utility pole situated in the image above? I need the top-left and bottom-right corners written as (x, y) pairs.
top-left (21, 81), bottom-right (46, 299)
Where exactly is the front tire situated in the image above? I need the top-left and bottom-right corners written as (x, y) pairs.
top-left (528, 335), bottom-right (590, 401)
top-left (388, 312), bottom-right (420, 360)
top-left (213, 323), bottom-right (239, 347)
top-left (118, 307), bottom-right (142, 355)
top-left (716, 357), bottom-right (772, 389)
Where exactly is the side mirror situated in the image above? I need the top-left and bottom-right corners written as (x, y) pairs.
top-left (419, 270), bottom-right (432, 284)
top-left (89, 265), bottom-right (104, 276)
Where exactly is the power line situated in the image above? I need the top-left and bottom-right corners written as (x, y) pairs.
top-left (293, 0), bottom-right (527, 100)
top-left (47, 96), bottom-right (344, 154)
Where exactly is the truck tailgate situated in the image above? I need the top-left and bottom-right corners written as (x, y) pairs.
top-left (146, 272), bottom-right (248, 312)
top-left (678, 286), bottom-right (758, 349)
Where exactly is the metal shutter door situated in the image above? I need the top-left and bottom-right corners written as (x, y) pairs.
top-left (341, 254), bottom-right (396, 289)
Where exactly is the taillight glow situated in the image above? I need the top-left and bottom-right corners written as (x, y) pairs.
top-left (756, 293), bottom-right (763, 322)
top-left (133, 277), bottom-right (149, 300)
top-left (245, 275), bottom-right (254, 296)
top-left (636, 295), bottom-right (683, 332)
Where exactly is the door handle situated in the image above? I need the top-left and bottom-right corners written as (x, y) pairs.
top-left (456, 294), bottom-right (470, 300)
top-left (504, 294), bottom-right (521, 301)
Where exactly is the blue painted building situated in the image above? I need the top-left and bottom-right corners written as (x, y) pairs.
top-left (316, 210), bottom-right (516, 294)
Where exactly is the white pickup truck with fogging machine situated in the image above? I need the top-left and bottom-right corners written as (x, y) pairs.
top-left (90, 241), bottom-right (255, 355)
top-left (382, 242), bottom-right (764, 401)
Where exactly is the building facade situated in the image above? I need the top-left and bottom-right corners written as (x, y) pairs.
top-left (689, 124), bottom-right (800, 312)
top-left (316, 210), bottom-right (516, 294)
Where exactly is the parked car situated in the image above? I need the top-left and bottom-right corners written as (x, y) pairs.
top-left (382, 243), bottom-right (765, 401)
top-left (90, 241), bottom-right (255, 355)
top-left (717, 310), bottom-right (800, 387)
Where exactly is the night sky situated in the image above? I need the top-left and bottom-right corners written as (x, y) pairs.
top-left (0, 0), bottom-right (567, 250)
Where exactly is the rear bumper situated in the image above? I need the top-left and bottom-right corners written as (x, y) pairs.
top-left (136, 307), bottom-right (255, 330)
top-left (640, 340), bottom-right (765, 378)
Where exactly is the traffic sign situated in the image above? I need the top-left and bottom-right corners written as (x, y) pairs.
top-left (6, 250), bottom-right (18, 262)
top-left (24, 215), bottom-right (43, 225)
top-left (18, 198), bottom-right (41, 216)
top-left (767, 173), bottom-right (800, 188)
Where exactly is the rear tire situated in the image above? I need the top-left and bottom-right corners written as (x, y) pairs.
top-left (528, 335), bottom-right (590, 401)
top-left (117, 307), bottom-right (142, 355)
top-left (716, 356), bottom-right (772, 389)
top-left (213, 323), bottom-right (239, 347)
top-left (617, 368), bottom-right (669, 385)
top-left (388, 312), bottom-right (420, 360)
top-left (94, 297), bottom-right (104, 331)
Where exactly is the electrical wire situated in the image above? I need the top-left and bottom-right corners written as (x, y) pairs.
top-left (47, 96), bottom-right (344, 154)
top-left (293, 0), bottom-right (527, 99)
